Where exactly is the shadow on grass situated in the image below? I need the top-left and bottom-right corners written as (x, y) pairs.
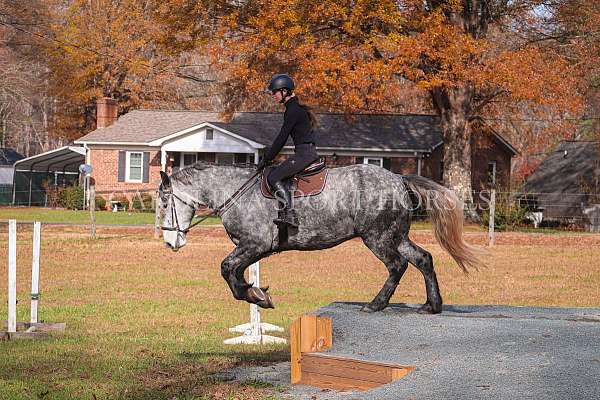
top-left (120, 349), bottom-right (290, 400)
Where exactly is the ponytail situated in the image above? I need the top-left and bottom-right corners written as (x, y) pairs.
top-left (298, 99), bottom-right (318, 129)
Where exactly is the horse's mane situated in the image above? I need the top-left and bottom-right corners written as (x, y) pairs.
top-left (171, 161), bottom-right (256, 185)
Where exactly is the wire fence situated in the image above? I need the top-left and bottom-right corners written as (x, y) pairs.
top-left (3, 186), bottom-right (600, 233)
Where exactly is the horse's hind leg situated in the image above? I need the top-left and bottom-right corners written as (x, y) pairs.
top-left (361, 236), bottom-right (409, 313)
top-left (220, 245), bottom-right (274, 309)
top-left (397, 238), bottom-right (442, 314)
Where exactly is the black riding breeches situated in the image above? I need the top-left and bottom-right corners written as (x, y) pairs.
top-left (267, 144), bottom-right (318, 187)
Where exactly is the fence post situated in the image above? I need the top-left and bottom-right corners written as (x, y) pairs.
top-left (31, 222), bottom-right (41, 324)
top-left (488, 189), bottom-right (496, 247)
top-left (8, 219), bottom-right (17, 333)
top-left (89, 185), bottom-right (96, 239)
top-left (154, 192), bottom-right (161, 239)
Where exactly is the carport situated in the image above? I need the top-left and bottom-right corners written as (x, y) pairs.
top-left (12, 146), bottom-right (86, 206)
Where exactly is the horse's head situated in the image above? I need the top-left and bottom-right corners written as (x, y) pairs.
top-left (159, 171), bottom-right (196, 251)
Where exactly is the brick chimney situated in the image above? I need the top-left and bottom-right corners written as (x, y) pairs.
top-left (96, 97), bottom-right (118, 128)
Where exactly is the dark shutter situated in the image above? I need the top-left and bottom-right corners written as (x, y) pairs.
top-left (117, 151), bottom-right (126, 182)
top-left (142, 152), bottom-right (150, 183)
top-left (355, 156), bottom-right (364, 164)
top-left (383, 157), bottom-right (391, 171)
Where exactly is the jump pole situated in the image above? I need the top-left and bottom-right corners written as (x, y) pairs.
top-left (7, 220), bottom-right (17, 333)
top-left (224, 262), bottom-right (286, 345)
top-left (30, 222), bottom-right (41, 324)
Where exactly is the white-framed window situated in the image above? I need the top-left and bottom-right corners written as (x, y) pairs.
top-left (126, 151), bottom-right (143, 182)
top-left (205, 128), bottom-right (214, 140)
top-left (488, 161), bottom-right (497, 185)
top-left (364, 157), bottom-right (383, 167)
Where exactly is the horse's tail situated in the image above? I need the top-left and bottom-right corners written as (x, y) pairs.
top-left (402, 175), bottom-right (485, 273)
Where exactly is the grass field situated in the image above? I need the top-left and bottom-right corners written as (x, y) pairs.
top-left (1, 222), bottom-right (599, 399)
top-left (0, 207), bottom-right (221, 226)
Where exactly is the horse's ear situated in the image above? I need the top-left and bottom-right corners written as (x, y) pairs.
top-left (160, 171), bottom-right (171, 189)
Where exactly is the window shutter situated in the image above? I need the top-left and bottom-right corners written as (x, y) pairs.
top-left (118, 151), bottom-right (126, 182)
top-left (383, 158), bottom-right (391, 171)
top-left (142, 152), bottom-right (150, 183)
top-left (355, 156), bottom-right (364, 164)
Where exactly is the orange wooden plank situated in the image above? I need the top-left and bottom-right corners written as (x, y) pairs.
top-left (302, 354), bottom-right (391, 384)
top-left (300, 315), bottom-right (317, 353)
top-left (290, 318), bottom-right (302, 384)
top-left (315, 317), bottom-right (332, 352)
top-left (303, 352), bottom-right (414, 370)
top-left (301, 371), bottom-right (381, 392)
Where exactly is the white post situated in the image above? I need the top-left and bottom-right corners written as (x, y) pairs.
top-left (488, 189), bottom-right (496, 247)
top-left (8, 219), bottom-right (17, 333)
top-left (30, 222), bottom-right (41, 324)
top-left (249, 263), bottom-right (261, 339)
top-left (224, 262), bottom-right (286, 345)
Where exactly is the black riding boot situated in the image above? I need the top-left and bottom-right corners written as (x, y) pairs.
top-left (272, 181), bottom-right (299, 228)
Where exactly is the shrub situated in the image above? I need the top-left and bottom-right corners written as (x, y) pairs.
top-left (59, 185), bottom-right (84, 210)
top-left (110, 193), bottom-right (129, 211)
top-left (131, 193), bottom-right (154, 211)
top-left (94, 195), bottom-right (107, 211)
top-left (481, 193), bottom-right (528, 231)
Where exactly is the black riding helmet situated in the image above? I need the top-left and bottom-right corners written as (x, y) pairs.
top-left (267, 74), bottom-right (295, 93)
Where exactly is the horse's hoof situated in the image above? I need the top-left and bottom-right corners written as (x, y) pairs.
top-left (360, 302), bottom-right (386, 313)
top-left (417, 303), bottom-right (441, 314)
top-left (246, 287), bottom-right (275, 309)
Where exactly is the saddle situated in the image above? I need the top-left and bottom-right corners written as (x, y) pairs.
top-left (261, 158), bottom-right (328, 199)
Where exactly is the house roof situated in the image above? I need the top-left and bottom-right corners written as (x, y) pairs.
top-left (522, 141), bottom-right (600, 219)
top-left (523, 141), bottom-right (599, 194)
top-left (14, 146), bottom-right (86, 173)
top-left (75, 109), bottom-right (516, 154)
top-left (0, 148), bottom-right (24, 166)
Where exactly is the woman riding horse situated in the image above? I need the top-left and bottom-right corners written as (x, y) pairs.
top-left (256, 74), bottom-right (318, 228)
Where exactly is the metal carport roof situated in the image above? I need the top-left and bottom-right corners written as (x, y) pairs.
top-left (14, 146), bottom-right (86, 173)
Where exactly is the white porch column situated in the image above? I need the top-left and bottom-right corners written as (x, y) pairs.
top-left (417, 157), bottom-right (422, 176)
top-left (161, 149), bottom-right (167, 172)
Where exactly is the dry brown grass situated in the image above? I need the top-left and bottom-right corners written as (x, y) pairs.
top-left (0, 224), bottom-right (599, 399)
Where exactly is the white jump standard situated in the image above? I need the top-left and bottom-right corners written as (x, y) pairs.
top-left (2, 220), bottom-right (65, 340)
top-left (224, 262), bottom-right (286, 345)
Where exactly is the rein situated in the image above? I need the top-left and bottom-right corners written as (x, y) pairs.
top-left (161, 170), bottom-right (262, 234)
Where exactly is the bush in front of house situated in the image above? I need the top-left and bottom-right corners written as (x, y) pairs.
top-left (95, 195), bottom-right (107, 211)
top-left (59, 185), bottom-right (84, 210)
top-left (110, 193), bottom-right (130, 211)
top-left (131, 193), bottom-right (154, 212)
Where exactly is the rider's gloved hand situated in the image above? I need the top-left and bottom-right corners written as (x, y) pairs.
top-left (256, 159), bottom-right (270, 171)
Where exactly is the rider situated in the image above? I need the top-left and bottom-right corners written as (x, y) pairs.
top-left (257, 74), bottom-right (318, 228)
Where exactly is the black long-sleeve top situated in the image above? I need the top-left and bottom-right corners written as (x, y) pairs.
top-left (264, 96), bottom-right (315, 162)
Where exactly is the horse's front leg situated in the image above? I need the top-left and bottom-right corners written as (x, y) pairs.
top-left (220, 245), bottom-right (274, 309)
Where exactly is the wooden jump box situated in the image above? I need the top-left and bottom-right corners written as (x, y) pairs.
top-left (290, 315), bottom-right (414, 391)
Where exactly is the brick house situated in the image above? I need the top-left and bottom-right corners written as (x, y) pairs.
top-left (75, 98), bottom-right (517, 205)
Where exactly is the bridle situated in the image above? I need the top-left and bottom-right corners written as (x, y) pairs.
top-left (160, 170), bottom-right (262, 234)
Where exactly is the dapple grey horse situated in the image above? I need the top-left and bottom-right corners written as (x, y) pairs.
top-left (158, 162), bottom-right (482, 314)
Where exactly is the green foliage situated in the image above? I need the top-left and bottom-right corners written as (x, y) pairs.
top-left (482, 194), bottom-right (529, 231)
top-left (131, 192), bottom-right (154, 212)
top-left (59, 185), bottom-right (84, 210)
top-left (110, 193), bottom-right (130, 211)
top-left (95, 195), bottom-right (107, 211)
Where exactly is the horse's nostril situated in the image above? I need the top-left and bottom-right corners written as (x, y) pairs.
top-left (165, 242), bottom-right (172, 249)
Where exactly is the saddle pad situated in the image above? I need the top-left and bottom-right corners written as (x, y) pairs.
top-left (261, 167), bottom-right (329, 199)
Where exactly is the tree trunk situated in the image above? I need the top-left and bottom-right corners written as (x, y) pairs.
top-left (430, 84), bottom-right (479, 221)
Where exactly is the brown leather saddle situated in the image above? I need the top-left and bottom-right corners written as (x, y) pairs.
top-left (261, 158), bottom-right (328, 199)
